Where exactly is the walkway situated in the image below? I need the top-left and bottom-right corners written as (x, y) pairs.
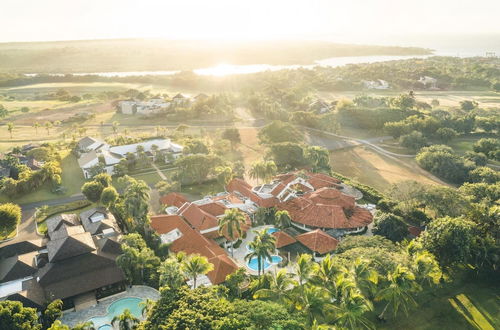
top-left (151, 163), bottom-right (167, 180)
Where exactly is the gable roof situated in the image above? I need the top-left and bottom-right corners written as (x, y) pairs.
top-left (296, 230), bottom-right (339, 254)
top-left (173, 93), bottom-right (186, 99)
top-left (46, 213), bottom-right (80, 235)
top-left (37, 252), bottom-right (124, 299)
top-left (151, 215), bottom-right (237, 284)
top-left (49, 224), bottom-right (86, 241)
top-left (96, 237), bottom-right (122, 255)
top-left (47, 232), bottom-right (96, 262)
top-left (79, 207), bottom-right (116, 235)
top-left (180, 203), bottom-right (220, 232)
top-left (207, 255), bottom-right (238, 285)
top-left (272, 231), bottom-right (297, 248)
top-left (77, 150), bottom-right (99, 168)
top-left (0, 239), bottom-right (45, 259)
top-left (0, 251), bottom-right (37, 283)
top-left (160, 192), bottom-right (190, 208)
top-left (77, 137), bottom-right (103, 150)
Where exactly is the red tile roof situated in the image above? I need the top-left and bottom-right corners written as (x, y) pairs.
top-left (278, 193), bottom-right (372, 230)
top-left (296, 230), bottom-right (339, 254)
top-left (227, 178), bottom-right (278, 208)
top-left (272, 231), bottom-right (297, 248)
top-left (180, 203), bottom-right (220, 232)
top-left (151, 215), bottom-right (237, 284)
top-left (305, 188), bottom-right (355, 209)
top-left (160, 192), bottom-right (190, 208)
top-left (207, 254), bottom-right (239, 285)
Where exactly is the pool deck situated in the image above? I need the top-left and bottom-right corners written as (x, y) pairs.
top-left (59, 285), bottom-right (160, 328)
top-left (231, 225), bottom-right (285, 275)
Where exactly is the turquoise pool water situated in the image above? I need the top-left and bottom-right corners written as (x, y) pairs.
top-left (267, 227), bottom-right (278, 234)
top-left (247, 255), bottom-right (282, 271)
top-left (87, 297), bottom-right (144, 329)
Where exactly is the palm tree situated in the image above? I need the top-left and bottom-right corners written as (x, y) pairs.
top-left (330, 292), bottom-right (374, 330)
top-left (310, 254), bottom-right (343, 291)
top-left (411, 251), bottom-right (442, 288)
top-left (218, 208), bottom-right (247, 257)
top-left (263, 160), bottom-right (277, 182)
top-left (350, 258), bottom-right (379, 300)
top-left (295, 254), bottom-right (314, 287)
top-left (245, 229), bottom-right (276, 277)
top-left (294, 285), bottom-right (332, 326)
top-left (112, 121), bottom-right (119, 135)
top-left (249, 161), bottom-right (265, 184)
top-left (111, 309), bottom-right (140, 330)
top-left (182, 254), bottom-right (214, 289)
top-left (6, 122), bottom-right (14, 139)
top-left (376, 265), bottom-right (419, 320)
top-left (254, 269), bottom-right (297, 304)
top-left (33, 122), bottom-right (40, 135)
top-left (72, 321), bottom-right (96, 330)
top-left (44, 121), bottom-right (53, 135)
top-left (140, 298), bottom-right (156, 318)
top-left (274, 210), bottom-right (291, 229)
top-left (124, 181), bottom-right (150, 227)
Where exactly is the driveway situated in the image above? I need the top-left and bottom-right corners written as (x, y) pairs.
top-left (0, 194), bottom-right (85, 247)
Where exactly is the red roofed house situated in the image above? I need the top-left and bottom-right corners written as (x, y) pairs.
top-left (296, 229), bottom-right (339, 257)
top-left (160, 192), bottom-right (190, 208)
top-left (150, 215), bottom-right (238, 285)
top-left (272, 231), bottom-right (297, 249)
top-left (278, 187), bottom-right (372, 234)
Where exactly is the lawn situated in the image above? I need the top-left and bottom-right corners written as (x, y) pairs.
top-left (376, 278), bottom-right (500, 330)
top-left (0, 150), bottom-right (85, 205)
top-left (35, 199), bottom-right (93, 234)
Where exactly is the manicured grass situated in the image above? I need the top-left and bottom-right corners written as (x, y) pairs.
top-left (35, 199), bottom-right (92, 234)
top-left (180, 181), bottom-right (224, 200)
top-left (375, 278), bottom-right (499, 330)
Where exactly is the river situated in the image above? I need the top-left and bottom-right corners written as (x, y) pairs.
top-left (25, 54), bottom-right (432, 78)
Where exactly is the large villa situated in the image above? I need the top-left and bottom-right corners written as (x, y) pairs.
top-left (0, 208), bottom-right (124, 310)
top-left (76, 137), bottom-right (183, 179)
top-left (152, 171), bottom-right (374, 285)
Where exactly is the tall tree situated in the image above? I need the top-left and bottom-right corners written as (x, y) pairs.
top-left (6, 122), bottom-right (14, 139)
top-left (218, 208), bottom-right (247, 257)
top-left (111, 309), bottom-right (140, 330)
top-left (376, 265), bottom-right (419, 320)
top-left (245, 229), bottom-right (276, 277)
top-left (182, 254), bottom-right (214, 289)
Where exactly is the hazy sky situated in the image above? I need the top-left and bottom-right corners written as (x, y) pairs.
top-left (1, 0), bottom-right (499, 43)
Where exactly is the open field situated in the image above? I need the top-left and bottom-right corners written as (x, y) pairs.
top-left (319, 90), bottom-right (500, 108)
top-left (330, 146), bottom-right (448, 192)
top-left (377, 278), bottom-right (500, 330)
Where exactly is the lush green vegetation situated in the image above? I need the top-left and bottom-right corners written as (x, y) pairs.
top-left (0, 202), bottom-right (21, 240)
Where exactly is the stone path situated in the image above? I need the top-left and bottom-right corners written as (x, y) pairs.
top-left (151, 163), bottom-right (167, 180)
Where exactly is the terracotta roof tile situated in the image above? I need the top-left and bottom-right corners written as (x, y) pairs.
top-left (296, 230), bottom-right (339, 254)
top-left (227, 178), bottom-right (278, 208)
top-left (151, 214), bottom-right (237, 284)
top-left (160, 192), bottom-right (190, 208)
top-left (272, 231), bottom-right (297, 248)
top-left (180, 203), bottom-right (219, 232)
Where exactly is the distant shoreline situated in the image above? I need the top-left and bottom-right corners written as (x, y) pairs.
top-left (0, 39), bottom-right (431, 74)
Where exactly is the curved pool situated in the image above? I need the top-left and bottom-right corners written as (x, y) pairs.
top-left (247, 255), bottom-right (282, 271)
top-left (267, 227), bottom-right (278, 234)
top-left (87, 297), bottom-right (144, 329)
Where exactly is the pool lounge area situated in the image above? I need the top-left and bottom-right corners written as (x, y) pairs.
top-left (60, 286), bottom-right (159, 329)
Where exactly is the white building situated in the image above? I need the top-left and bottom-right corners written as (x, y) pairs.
top-left (418, 76), bottom-right (437, 89)
top-left (118, 99), bottom-right (170, 115)
top-left (76, 137), bottom-right (183, 179)
top-left (363, 79), bottom-right (390, 90)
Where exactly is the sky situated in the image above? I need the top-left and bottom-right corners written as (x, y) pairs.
top-left (1, 0), bottom-right (499, 43)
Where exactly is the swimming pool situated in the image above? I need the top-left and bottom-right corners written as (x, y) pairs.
top-left (247, 255), bottom-right (282, 271)
top-left (87, 297), bottom-right (144, 329)
top-left (267, 227), bottom-right (278, 234)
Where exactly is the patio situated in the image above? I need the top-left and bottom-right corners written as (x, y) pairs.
top-left (59, 285), bottom-right (160, 328)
